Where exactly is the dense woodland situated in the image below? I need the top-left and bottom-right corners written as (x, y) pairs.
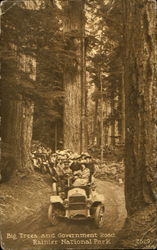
top-left (0, 0), bottom-right (156, 249)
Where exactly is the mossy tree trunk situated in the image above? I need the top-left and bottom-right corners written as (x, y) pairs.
top-left (123, 0), bottom-right (156, 215)
top-left (1, 94), bottom-right (34, 171)
top-left (63, 0), bottom-right (87, 153)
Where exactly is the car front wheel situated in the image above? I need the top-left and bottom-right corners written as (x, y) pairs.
top-left (94, 204), bottom-right (105, 228)
top-left (48, 204), bottom-right (59, 225)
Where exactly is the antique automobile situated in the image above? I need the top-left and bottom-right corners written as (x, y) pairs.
top-left (48, 175), bottom-right (105, 228)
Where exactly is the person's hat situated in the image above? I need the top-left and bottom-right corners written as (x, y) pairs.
top-left (64, 149), bottom-right (71, 153)
top-left (81, 152), bottom-right (91, 158)
top-left (81, 164), bottom-right (86, 169)
top-left (80, 159), bottom-right (87, 164)
top-left (58, 155), bottom-right (64, 159)
top-left (63, 159), bottom-right (69, 163)
top-left (70, 153), bottom-right (81, 160)
top-left (57, 150), bottom-right (65, 155)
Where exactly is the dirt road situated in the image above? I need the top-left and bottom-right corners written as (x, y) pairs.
top-left (1, 178), bottom-right (126, 250)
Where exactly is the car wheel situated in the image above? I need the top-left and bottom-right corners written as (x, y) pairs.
top-left (48, 204), bottom-right (59, 225)
top-left (94, 204), bottom-right (105, 228)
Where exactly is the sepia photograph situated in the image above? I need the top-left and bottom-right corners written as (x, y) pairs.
top-left (0, 0), bottom-right (156, 249)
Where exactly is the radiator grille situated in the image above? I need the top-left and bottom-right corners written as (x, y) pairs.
top-left (69, 195), bottom-right (86, 203)
top-left (69, 204), bottom-right (86, 210)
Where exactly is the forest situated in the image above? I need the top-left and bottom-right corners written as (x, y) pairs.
top-left (0, 0), bottom-right (156, 249)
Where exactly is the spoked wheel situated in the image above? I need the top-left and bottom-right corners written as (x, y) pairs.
top-left (48, 204), bottom-right (59, 226)
top-left (94, 204), bottom-right (105, 228)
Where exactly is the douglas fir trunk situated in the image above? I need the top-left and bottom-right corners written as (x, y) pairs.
top-left (123, 0), bottom-right (156, 215)
top-left (1, 94), bottom-right (34, 172)
top-left (63, 0), bottom-right (87, 153)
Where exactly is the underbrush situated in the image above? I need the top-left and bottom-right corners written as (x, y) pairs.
top-left (0, 172), bottom-right (51, 226)
top-left (116, 205), bottom-right (157, 249)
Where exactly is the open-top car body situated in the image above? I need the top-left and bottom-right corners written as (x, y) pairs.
top-left (48, 177), bottom-right (105, 228)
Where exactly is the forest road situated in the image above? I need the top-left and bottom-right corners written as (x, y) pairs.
top-left (1, 179), bottom-right (127, 250)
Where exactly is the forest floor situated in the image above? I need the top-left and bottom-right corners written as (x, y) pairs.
top-left (0, 171), bottom-right (127, 250)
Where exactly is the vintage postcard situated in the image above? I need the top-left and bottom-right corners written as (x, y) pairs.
top-left (0, 0), bottom-right (156, 249)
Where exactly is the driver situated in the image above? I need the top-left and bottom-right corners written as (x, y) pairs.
top-left (58, 160), bottom-right (72, 194)
top-left (72, 164), bottom-right (90, 186)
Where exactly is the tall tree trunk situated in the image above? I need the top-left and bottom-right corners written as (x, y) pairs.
top-left (117, 65), bottom-right (126, 144)
top-left (121, 65), bottom-right (125, 143)
top-left (123, 0), bottom-right (156, 215)
top-left (100, 72), bottom-right (104, 162)
top-left (93, 97), bottom-right (98, 145)
top-left (97, 121), bottom-right (101, 147)
top-left (111, 91), bottom-right (115, 146)
top-left (54, 122), bottom-right (58, 151)
top-left (0, 0), bottom-right (38, 181)
top-left (1, 94), bottom-right (34, 171)
top-left (104, 101), bottom-right (109, 145)
top-left (63, 0), bottom-right (87, 153)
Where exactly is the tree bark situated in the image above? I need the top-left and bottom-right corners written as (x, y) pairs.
top-left (63, 0), bottom-right (87, 153)
top-left (123, 0), bottom-right (156, 215)
top-left (1, 94), bottom-right (34, 171)
top-left (93, 98), bottom-right (98, 145)
top-left (121, 65), bottom-right (125, 143)
top-left (111, 91), bottom-right (115, 146)
top-left (104, 101), bottom-right (109, 145)
top-left (54, 122), bottom-right (58, 151)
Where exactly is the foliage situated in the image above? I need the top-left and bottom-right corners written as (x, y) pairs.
top-left (86, 0), bottom-right (124, 130)
top-left (1, 0), bottom-right (65, 147)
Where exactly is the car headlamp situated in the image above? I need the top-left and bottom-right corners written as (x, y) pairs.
top-left (87, 199), bottom-right (92, 208)
top-left (63, 199), bottom-right (69, 208)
